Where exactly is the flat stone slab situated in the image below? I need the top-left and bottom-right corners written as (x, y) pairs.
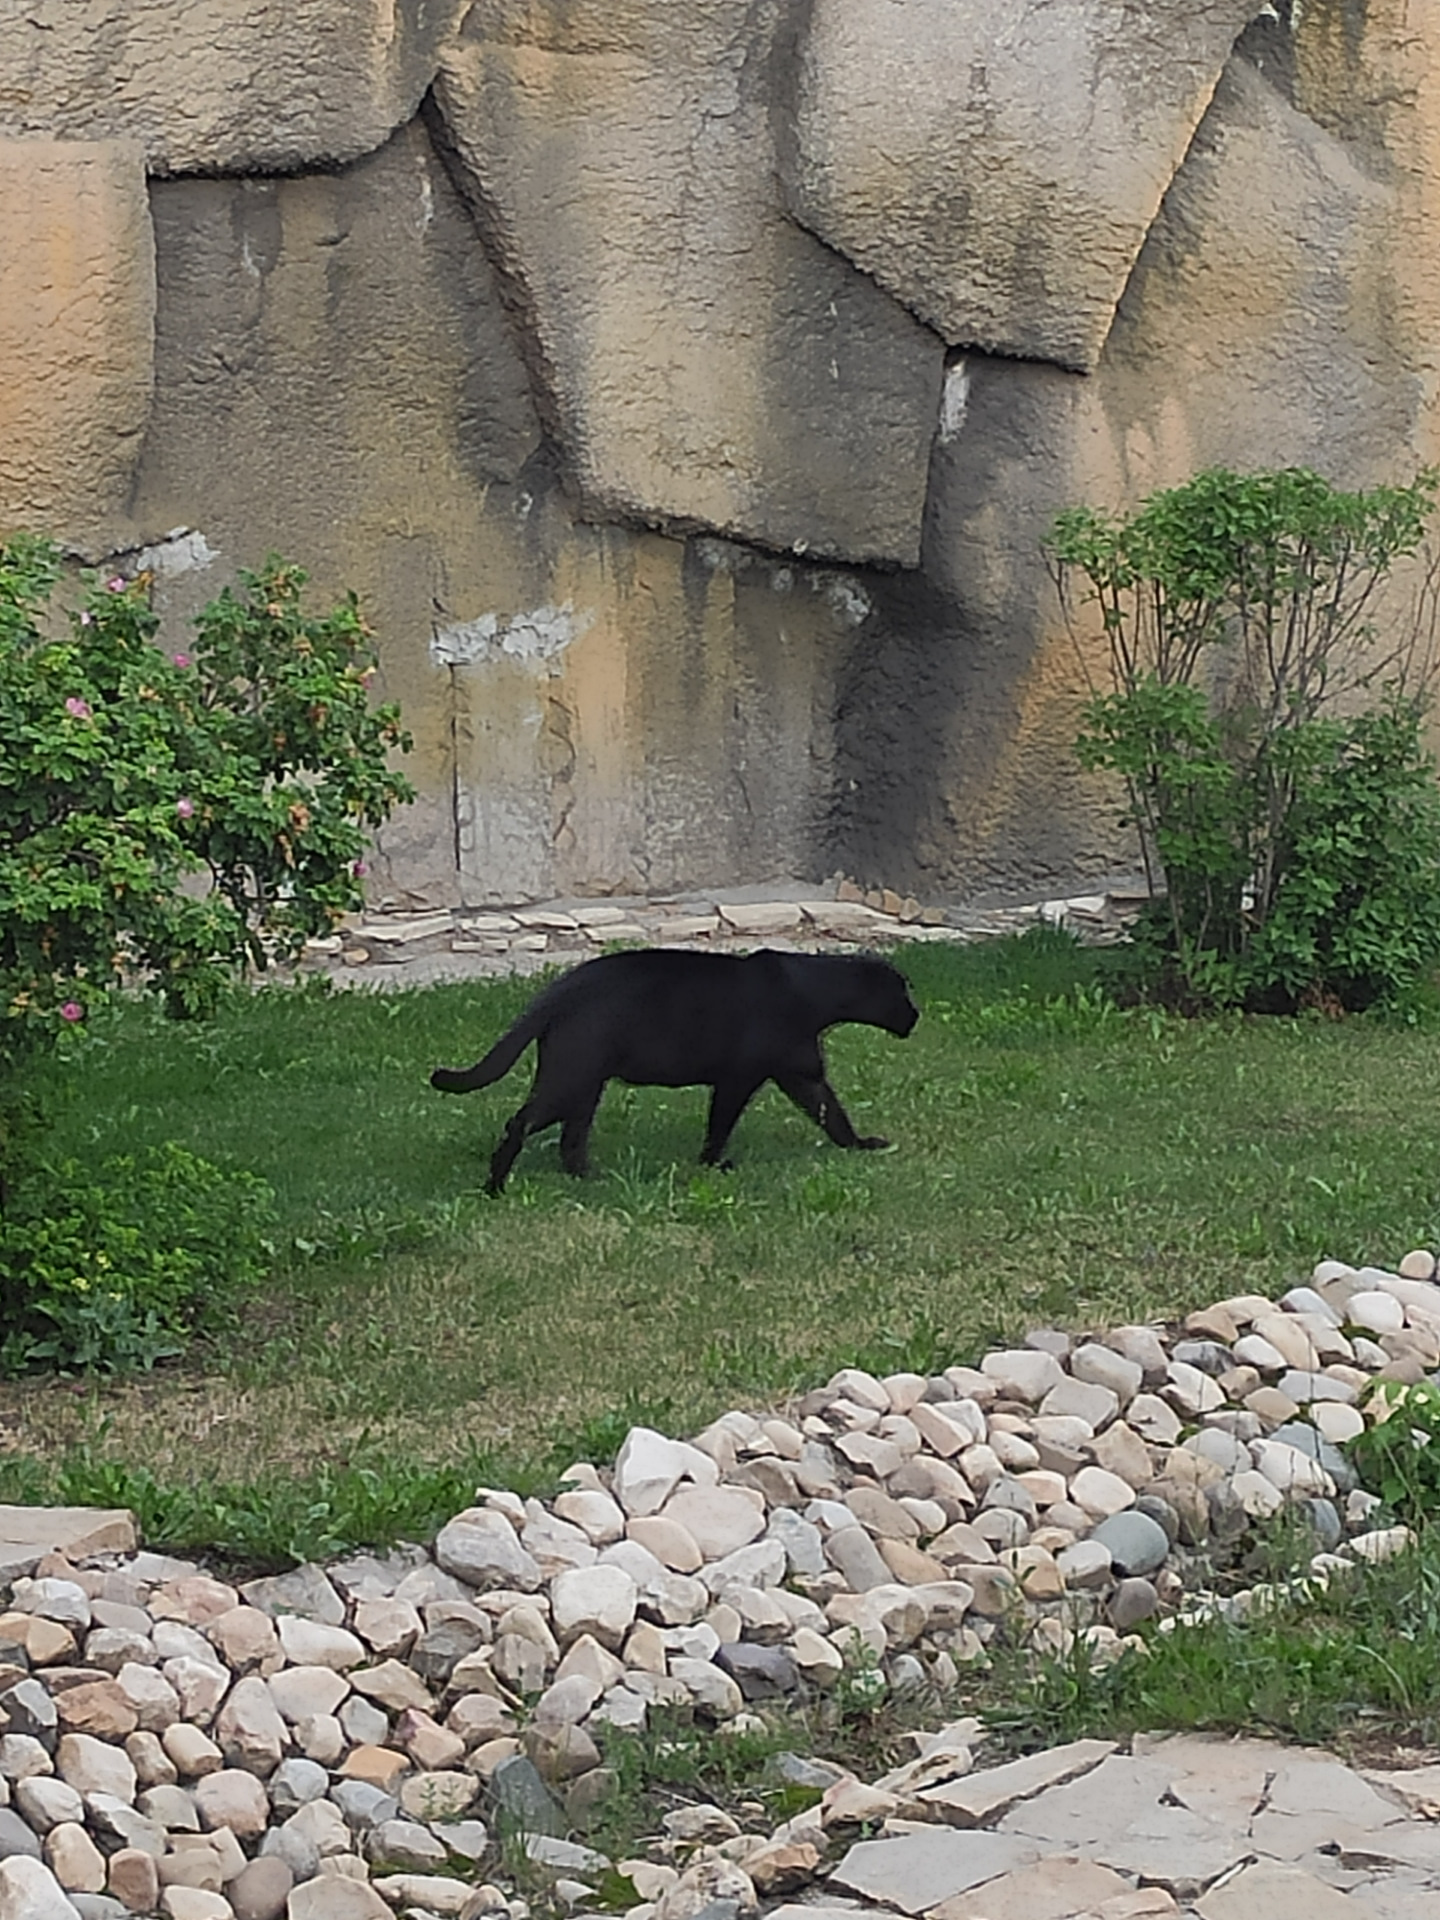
top-left (0, 1506), bottom-right (136, 1582)
top-left (928, 1855), bottom-right (1133, 1919)
top-left (1196, 1860), bottom-right (1369, 1918)
top-left (829, 1830), bottom-right (1040, 1913)
top-left (920, 1739), bottom-right (1116, 1826)
top-left (998, 1754), bottom-right (1177, 1846)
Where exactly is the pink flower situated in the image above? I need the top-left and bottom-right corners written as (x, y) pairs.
top-left (176, 797), bottom-right (195, 819)
top-left (105, 575), bottom-right (126, 592)
top-left (65, 696), bottom-right (92, 719)
top-left (78, 610), bottom-right (93, 627)
top-left (353, 861), bottom-right (368, 877)
top-left (173, 652), bottom-right (191, 668)
top-left (59, 1001), bottom-right (84, 1023)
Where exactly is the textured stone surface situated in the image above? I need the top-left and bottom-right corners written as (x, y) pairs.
top-left (0, 2), bottom-right (464, 175)
top-left (432, 8), bottom-right (943, 564)
top-left (0, 139), bottom-right (154, 549)
top-left (783, 0), bottom-right (1258, 368)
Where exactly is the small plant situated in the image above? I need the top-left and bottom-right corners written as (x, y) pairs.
top-left (1348, 1379), bottom-right (1440, 1525)
top-left (1048, 467), bottom-right (1440, 1011)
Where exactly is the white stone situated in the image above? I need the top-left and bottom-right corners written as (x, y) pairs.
top-left (1233, 1335), bottom-right (1286, 1374)
top-left (1068, 1468), bottom-right (1135, 1520)
top-left (552, 1491), bottom-right (626, 1546)
top-left (267, 1668), bottom-right (349, 1725)
top-left (0, 1857), bottom-right (84, 1920)
top-left (549, 1566), bottom-right (638, 1649)
top-left (1252, 1441), bottom-right (1334, 1498)
top-left (1163, 1362), bottom-right (1224, 1416)
top-left (1347, 1291), bottom-right (1405, 1334)
top-left (1230, 1470), bottom-right (1285, 1519)
top-left (656, 1486), bottom-right (765, 1560)
top-left (55, 1736), bottom-right (134, 1803)
top-left (1068, 1344), bottom-right (1142, 1405)
top-left (1350, 1526), bottom-right (1414, 1564)
top-left (1310, 1402), bottom-right (1365, 1445)
top-left (828, 1369), bottom-right (890, 1412)
top-left (980, 1351), bottom-right (1064, 1403)
top-left (275, 1620), bottom-right (365, 1672)
top-left (612, 1428), bottom-right (717, 1518)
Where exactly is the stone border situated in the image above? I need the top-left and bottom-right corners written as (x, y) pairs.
top-left (4, 1250), bottom-right (1440, 1920)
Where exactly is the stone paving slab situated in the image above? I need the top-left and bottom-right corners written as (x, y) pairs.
top-left (927, 1855), bottom-right (1134, 1918)
top-left (0, 1504), bottom-right (135, 1582)
top-left (828, 1830), bottom-right (1041, 1912)
top-left (1195, 1860), bottom-right (1364, 1918)
top-left (919, 1738), bottom-right (1116, 1826)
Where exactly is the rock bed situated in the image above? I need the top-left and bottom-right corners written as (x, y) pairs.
top-left (3, 1250), bottom-right (1440, 1920)
top-left (302, 885), bottom-right (1142, 984)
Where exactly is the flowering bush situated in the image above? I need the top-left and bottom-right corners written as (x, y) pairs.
top-left (0, 534), bottom-right (413, 1369)
top-left (1, 536), bottom-right (412, 1055)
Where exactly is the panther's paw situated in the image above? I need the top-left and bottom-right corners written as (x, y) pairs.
top-left (856, 1135), bottom-right (891, 1151)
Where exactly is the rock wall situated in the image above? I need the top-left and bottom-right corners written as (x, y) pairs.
top-left (2, 0), bottom-right (1438, 905)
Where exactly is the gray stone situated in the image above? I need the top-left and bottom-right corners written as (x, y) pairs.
top-left (239, 1567), bottom-right (343, 1626)
top-left (1132, 1495), bottom-right (1180, 1545)
top-left (1268, 1423), bottom-right (1357, 1494)
top-left (326, 1783), bottom-right (395, 1832)
top-left (267, 1762), bottom-right (328, 1817)
top-left (227, 1858), bottom-right (292, 1920)
top-left (0, 1811), bottom-right (42, 1862)
top-left (1172, 1340), bottom-right (1232, 1376)
top-left (13, 1782), bottom-right (82, 1835)
top-left (365, 1821), bottom-right (446, 1872)
top-left (1087, 1511), bottom-right (1169, 1578)
top-left (918, 1740), bottom-right (1115, 1827)
top-left (824, 1527), bottom-right (893, 1595)
top-left (0, 1690), bottom-right (56, 1752)
top-left (713, 1644), bottom-right (798, 1700)
top-left (488, 1758), bottom-right (564, 1841)
top-left (433, 1514), bottom-right (542, 1595)
top-left (1106, 1579), bottom-right (1159, 1631)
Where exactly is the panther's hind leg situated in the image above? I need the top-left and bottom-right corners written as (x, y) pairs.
top-left (486, 1102), bottom-right (534, 1194)
top-left (558, 1081), bottom-right (605, 1179)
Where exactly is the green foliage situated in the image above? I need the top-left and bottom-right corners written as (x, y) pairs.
top-left (0, 533), bottom-right (412, 1369)
top-left (0, 536), bottom-right (412, 1061)
top-left (1050, 467), bottom-right (1440, 1010)
top-left (0, 1142), bottom-right (274, 1374)
top-left (989, 1532), bottom-right (1440, 1754)
top-left (0, 1443), bottom-right (494, 1571)
top-left (1347, 1379), bottom-right (1440, 1524)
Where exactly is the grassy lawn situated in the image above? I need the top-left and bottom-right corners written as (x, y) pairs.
top-left (2, 930), bottom-right (1439, 1563)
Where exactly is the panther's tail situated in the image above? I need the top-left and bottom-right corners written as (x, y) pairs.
top-left (430, 1004), bottom-right (545, 1094)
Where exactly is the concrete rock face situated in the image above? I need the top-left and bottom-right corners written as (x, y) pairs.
top-left (5, 2), bottom-right (1440, 903)
top-left (0, 139), bottom-right (154, 547)
top-left (433, 6), bottom-right (943, 563)
top-left (0, 1), bottom-right (464, 175)
top-left (782, 0), bottom-right (1259, 370)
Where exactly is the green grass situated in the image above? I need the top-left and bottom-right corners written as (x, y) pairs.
top-left (987, 1526), bottom-right (1440, 1759)
top-left (4, 930), bottom-right (1440, 1568)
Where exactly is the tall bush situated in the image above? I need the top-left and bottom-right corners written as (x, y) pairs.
top-left (0, 537), bottom-right (414, 1368)
top-left (1047, 467), bottom-right (1440, 1010)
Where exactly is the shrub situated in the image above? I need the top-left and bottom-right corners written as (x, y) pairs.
top-left (0, 535), bottom-right (412, 1368)
top-left (0, 1143), bottom-right (274, 1374)
top-left (1048, 467), bottom-right (1440, 1010)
